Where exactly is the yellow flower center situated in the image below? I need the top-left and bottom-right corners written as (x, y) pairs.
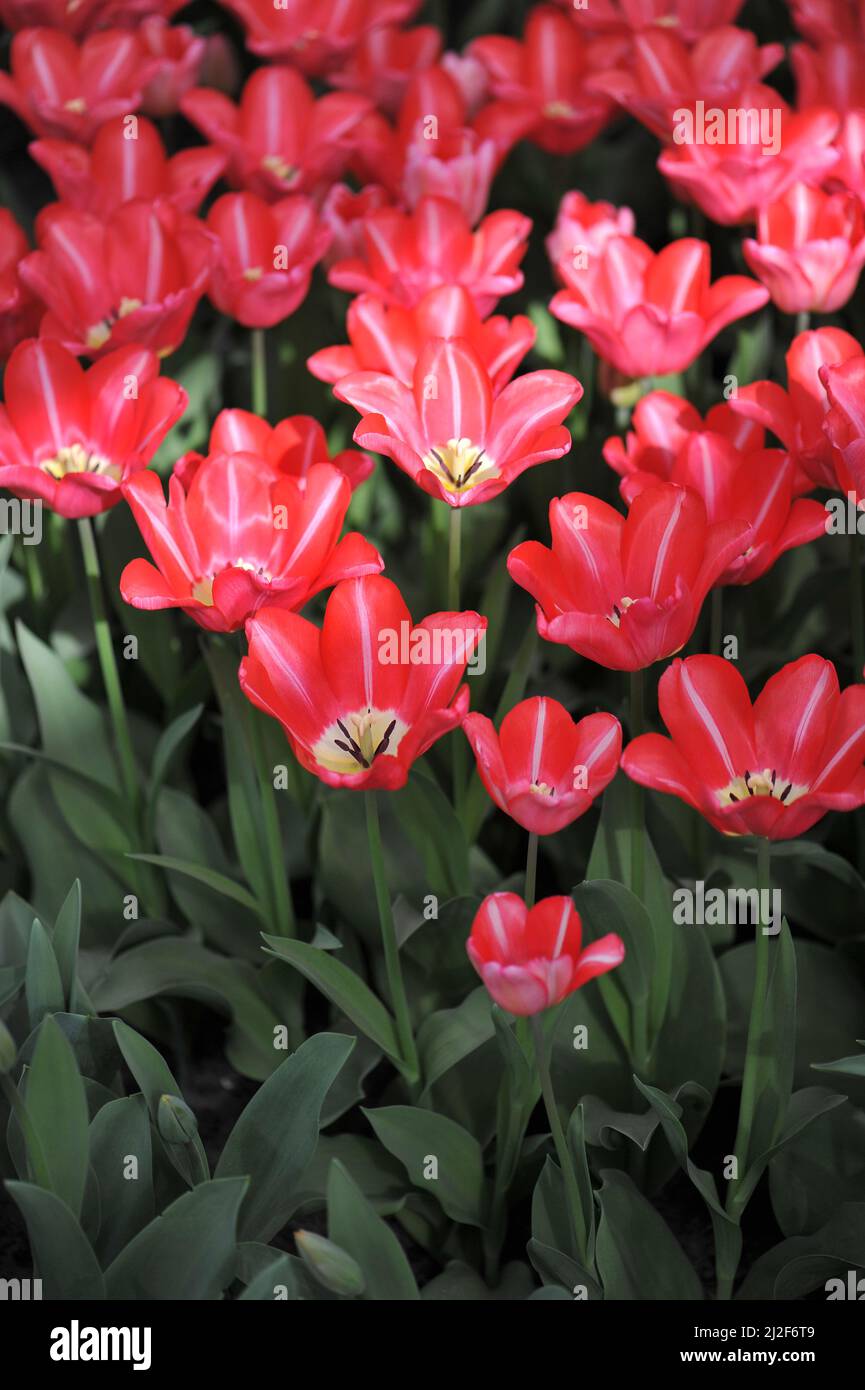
top-left (63, 97), bottom-right (87, 114)
top-left (421, 438), bottom-right (499, 495)
top-left (242, 267), bottom-right (264, 282)
top-left (544, 100), bottom-right (575, 120)
top-left (530, 780), bottom-right (555, 798)
top-left (606, 596), bottom-right (636, 628)
top-left (41, 443), bottom-right (117, 480)
top-left (261, 154), bottom-right (297, 184)
top-left (312, 707), bottom-right (408, 774)
top-left (717, 768), bottom-right (806, 808)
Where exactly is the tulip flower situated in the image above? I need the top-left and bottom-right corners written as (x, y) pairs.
top-left (589, 25), bottom-right (784, 142)
top-left (335, 337), bottom-right (581, 508)
top-left (216, 0), bottom-right (422, 73)
top-left (469, 6), bottom-right (624, 155)
top-left (328, 197), bottom-right (531, 316)
top-left (308, 285), bottom-right (535, 391)
top-left (29, 115), bottom-right (226, 217)
top-left (508, 485), bottom-right (751, 670)
top-left (320, 183), bottom-right (392, 269)
top-left (329, 24), bottom-right (443, 114)
top-left (180, 64), bottom-right (372, 203)
top-left (180, 410), bottom-right (374, 494)
top-left (0, 338), bottom-right (185, 518)
top-left (546, 191), bottom-right (635, 284)
top-left (550, 235), bottom-right (768, 381)
top-left (821, 354), bottom-right (865, 500)
top-left (0, 0), bottom-right (104, 31)
top-left (467, 892), bottom-right (625, 1016)
top-left (657, 86), bottom-right (839, 226)
top-left (239, 574), bottom-right (486, 790)
top-left (793, 40), bottom-right (865, 198)
top-left (562, 0), bottom-right (747, 43)
top-left (0, 210), bottom-right (39, 361)
top-left (742, 184), bottom-right (865, 315)
top-left (138, 17), bottom-right (206, 118)
top-left (0, 27), bottom-right (160, 142)
top-left (788, 0), bottom-right (861, 42)
top-left (728, 327), bottom-right (864, 493)
top-left (621, 653), bottom-right (865, 839)
top-left (204, 192), bottom-right (331, 330)
top-left (121, 455), bottom-right (382, 633)
top-left (19, 200), bottom-right (218, 359)
top-left (463, 697), bottom-right (622, 834)
top-left (603, 393), bottom-right (826, 584)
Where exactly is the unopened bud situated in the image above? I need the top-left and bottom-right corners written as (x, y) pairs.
top-left (157, 1093), bottom-right (199, 1146)
top-left (295, 1230), bottom-right (365, 1297)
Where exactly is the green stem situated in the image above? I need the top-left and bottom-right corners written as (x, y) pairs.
top-left (365, 791), bottom-right (420, 1087)
top-left (727, 836), bottom-right (772, 1216)
top-left (525, 832), bottom-right (538, 909)
top-left (251, 327), bottom-right (268, 419)
top-left (248, 709), bottom-right (295, 937)
top-left (794, 310), bottom-right (811, 337)
top-left (530, 1014), bottom-right (588, 1265)
top-left (850, 528), bottom-right (865, 677)
top-left (628, 669), bottom-right (649, 1070)
top-left (447, 506), bottom-right (462, 610)
top-left (710, 587), bottom-right (723, 657)
top-left (78, 517), bottom-right (138, 811)
top-left (22, 541), bottom-right (45, 608)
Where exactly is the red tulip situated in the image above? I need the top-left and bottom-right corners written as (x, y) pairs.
top-left (327, 196), bottom-right (531, 315)
top-left (204, 192), bottom-right (331, 329)
top-left (0, 27), bottom-right (160, 142)
top-left (590, 24), bottom-right (784, 142)
top-left (508, 484), bottom-right (750, 671)
top-left (821, 353), bottom-right (865, 500)
top-left (469, 6), bottom-right (625, 155)
top-left (0, 210), bottom-right (40, 361)
top-left (215, 0), bottom-right (422, 73)
top-left (657, 86), bottom-right (839, 226)
top-left (20, 200), bottom-right (217, 359)
top-left (320, 183), bottom-right (392, 269)
top-left (728, 327), bottom-right (863, 493)
top-left (29, 115), bottom-right (226, 217)
top-left (335, 338), bottom-right (580, 508)
top-left (239, 574), bottom-right (486, 790)
top-left (789, 0), bottom-right (864, 44)
top-left (178, 409), bottom-right (374, 493)
top-left (793, 41), bottom-right (865, 197)
top-left (467, 892), bottom-right (625, 1016)
top-left (0, 338), bottom-right (185, 518)
top-left (463, 697), bottom-right (622, 834)
top-left (560, 0), bottom-right (746, 43)
top-left (138, 17), bottom-right (207, 118)
top-left (622, 654), bottom-right (865, 840)
top-left (550, 235), bottom-right (768, 381)
top-left (546, 191), bottom-right (635, 284)
top-left (329, 24), bottom-right (442, 114)
top-left (121, 454), bottom-right (382, 633)
top-left (180, 66), bottom-right (372, 204)
top-left (308, 285), bottom-right (535, 392)
top-left (0, 0), bottom-right (104, 32)
top-left (742, 183), bottom-right (865, 315)
top-left (604, 396), bottom-right (826, 585)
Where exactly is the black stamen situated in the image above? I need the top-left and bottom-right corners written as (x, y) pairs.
top-left (460, 447), bottom-right (486, 486)
top-left (430, 447), bottom-right (455, 483)
top-left (372, 718), bottom-right (397, 761)
top-left (335, 719), bottom-right (368, 767)
top-left (779, 783), bottom-right (792, 802)
top-left (729, 792), bottom-right (739, 802)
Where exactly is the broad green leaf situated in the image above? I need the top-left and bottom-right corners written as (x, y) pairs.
top-left (216, 1032), bottom-right (355, 1242)
top-left (263, 934), bottom-right (400, 1061)
top-left (364, 1105), bottom-right (486, 1227)
top-left (105, 1177), bottom-right (248, 1300)
top-left (417, 987), bottom-right (495, 1098)
top-left (128, 853), bottom-right (262, 917)
top-left (6, 1182), bottom-right (105, 1299)
top-left (112, 1020), bottom-right (208, 1186)
top-left (145, 704), bottom-right (203, 839)
top-left (24, 1014), bottom-right (89, 1217)
top-left (52, 880), bottom-right (84, 1013)
top-left (24, 919), bottom-right (64, 1028)
top-left (88, 1095), bottom-right (154, 1266)
top-left (595, 1169), bottom-right (703, 1301)
top-left (737, 1202), bottom-right (865, 1300)
top-left (327, 1159), bottom-right (420, 1301)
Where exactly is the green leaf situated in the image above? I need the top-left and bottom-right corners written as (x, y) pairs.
top-left (262, 934), bottom-right (400, 1061)
top-left (364, 1105), bottom-right (486, 1227)
top-left (737, 1202), bottom-right (865, 1300)
top-left (52, 880), bottom-right (84, 1012)
top-left (23, 1014), bottom-right (90, 1217)
top-left (595, 1169), bottom-right (703, 1301)
top-left (215, 1032), bottom-right (355, 1243)
top-left (105, 1177), bottom-right (248, 1300)
top-left (327, 1159), bottom-right (420, 1301)
top-left (5, 1182), bottom-right (105, 1299)
top-left (25, 919), bottom-right (64, 1028)
top-left (812, 1043), bottom-right (865, 1079)
top-left (145, 704), bottom-right (203, 839)
top-left (88, 1095), bottom-right (154, 1265)
top-left (417, 987), bottom-right (496, 1098)
top-left (112, 1019), bottom-right (208, 1187)
top-left (128, 853), bottom-right (262, 918)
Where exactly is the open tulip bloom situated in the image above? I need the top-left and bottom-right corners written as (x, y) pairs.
top-left (463, 697), bottom-right (622, 834)
top-left (622, 654), bottom-right (865, 840)
top-left (239, 574), bottom-right (486, 790)
top-left (188, 408), bottom-right (374, 493)
top-left (508, 484), bottom-right (751, 670)
top-left (204, 191), bottom-right (331, 329)
top-left (0, 337), bottom-right (186, 518)
top-left (334, 337), bottom-right (581, 507)
top-left (121, 453), bottom-right (382, 632)
top-left (742, 182), bottom-right (865, 316)
top-left (467, 892), bottom-right (625, 1016)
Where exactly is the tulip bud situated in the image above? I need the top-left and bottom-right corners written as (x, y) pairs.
top-left (0, 1019), bottom-right (17, 1074)
top-left (295, 1230), bottom-right (366, 1297)
top-left (157, 1093), bottom-right (199, 1146)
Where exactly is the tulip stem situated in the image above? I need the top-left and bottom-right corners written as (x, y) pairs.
top-left (78, 517), bottom-right (139, 812)
top-left (251, 327), bottom-right (268, 420)
top-left (248, 706), bottom-right (296, 938)
top-left (710, 587), bottom-right (723, 657)
top-left (525, 832), bottom-right (538, 909)
top-left (365, 790), bottom-right (420, 1088)
top-left (727, 835), bottom-right (772, 1222)
top-left (629, 669), bottom-right (649, 1070)
top-left (794, 310), bottom-right (811, 336)
top-left (530, 1014), bottom-right (588, 1266)
top-left (447, 506), bottom-right (467, 810)
top-left (850, 529), bottom-right (865, 677)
